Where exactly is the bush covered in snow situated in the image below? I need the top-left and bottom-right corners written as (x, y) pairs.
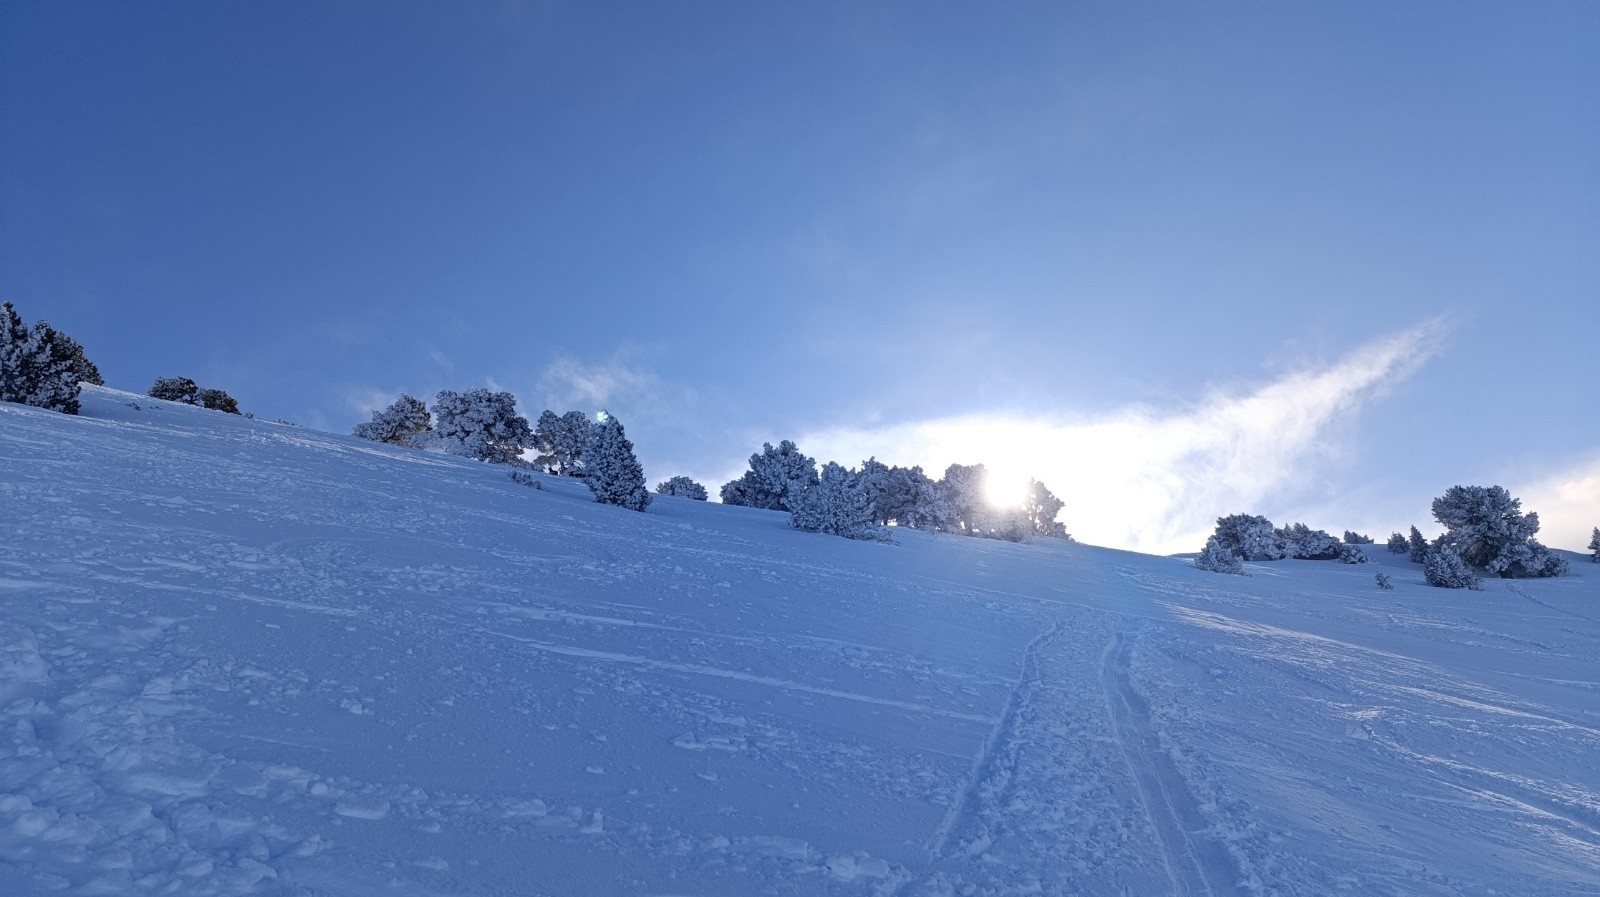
top-left (353, 395), bottom-right (432, 446)
top-left (790, 462), bottom-right (886, 541)
top-left (532, 410), bottom-right (593, 476)
top-left (1, 303), bottom-right (90, 415)
top-left (1343, 531), bottom-right (1373, 544)
top-left (1431, 485), bottom-right (1567, 579)
top-left (584, 412), bottom-right (650, 511)
top-left (1386, 532), bottom-right (1409, 554)
top-left (1336, 543), bottom-right (1368, 564)
top-left (1408, 526), bottom-right (1430, 564)
top-left (198, 388), bottom-right (241, 415)
top-left (1277, 523), bottom-right (1341, 560)
top-left (432, 388), bottom-right (532, 464)
top-left (1424, 545), bottom-right (1481, 590)
top-left (720, 440), bottom-right (818, 511)
top-left (1194, 536), bottom-right (1245, 574)
top-left (655, 476), bottom-right (708, 500)
top-left (1208, 514), bottom-right (1285, 562)
top-left (148, 376), bottom-right (242, 415)
top-left (1375, 573), bottom-right (1393, 591)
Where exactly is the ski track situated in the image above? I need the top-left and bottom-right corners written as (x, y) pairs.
top-left (1102, 629), bottom-right (1241, 897)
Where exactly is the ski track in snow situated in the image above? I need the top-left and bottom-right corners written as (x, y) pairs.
top-left (3, 387), bottom-right (1600, 895)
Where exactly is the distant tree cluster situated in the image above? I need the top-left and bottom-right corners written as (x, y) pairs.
top-left (1195, 514), bottom-right (1367, 574)
top-left (1200, 485), bottom-right (1571, 589)
top-left (351, 391), bottom-right (650, 512)
top-left (148, 377), bottom-right (242, 414)
top-left (1, 301), bottom-right (100, 415)
top-left (655, 476), bottom-right (708, 500)
top-left (719, 442), bottom-right (1070, 544)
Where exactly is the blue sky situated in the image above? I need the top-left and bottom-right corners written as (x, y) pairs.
top-left (4, 2), bottom-right (1597, 552)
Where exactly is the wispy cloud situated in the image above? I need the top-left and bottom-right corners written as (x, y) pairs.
top-left (800, 321), bottom-right (1447, 555)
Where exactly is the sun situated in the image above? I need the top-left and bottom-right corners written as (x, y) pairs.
top-left (983, 468), bottom-right (1031, 509)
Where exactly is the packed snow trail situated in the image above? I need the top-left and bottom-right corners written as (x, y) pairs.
top-left (2, 387), bottom-right (1598, 895)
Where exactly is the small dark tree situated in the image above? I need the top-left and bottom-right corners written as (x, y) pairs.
top-left (149, 377), bottom-right (201, 404)
top-left (1336, 543), bottom-right (1368, 564)
top-left (1375, 573), bottom-right (1393, 591)
top-left (1343, 531), bottom-right (1373, 544)
top-left (584, 412), bottom-right (650, 511)
top-left (432, 388), bottom-right (532, 464)
top-left (2, 304), bottom-right (89, 415)
top-left (352, 394), bottom-right (431, 446)
top-left (198, 388), bottom-right (241, 414)
top-left (1590, 527), bottom-right (1600, 563)
top-left (655, 476), bottom-right (708, 500)
top-left (1385, 532), bottom-right (1409, 554)
top-left (54, 330), bottom-right (102, 386)
top-left (1408, 525), bottom-right (1430, 564)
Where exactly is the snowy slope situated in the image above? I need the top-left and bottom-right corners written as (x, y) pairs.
top-left (2, 386), bottom-right (1597, 896)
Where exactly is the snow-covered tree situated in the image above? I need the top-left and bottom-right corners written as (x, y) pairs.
top-left (655, 476), bottom-right (708, 500)
top-left (584, 412), bottom-right (650, 511)
top-left (1408, 525), bottom-right (1430, 564)
top-left (1276, 523), bottom-right (1341, 560)
top-left (432, 388), bottom-right (532, 464)
top-left (1, 305), bottom-right (88, 415)
top-left (1386, 532), bottom-right (1409, 554)
top-left (719, 440), bottom-right (818, 511)
top-left (1424, 545), bottom-right (1481, 590)
top-left (1343, 531), bottom-right (1373, 544)
top-left (532, 410), bottom-right (593, 476)
top-left (1194, 536), bottom-right (1245, 574)
top-left (352, 395), bottom-right (431, 446)
top-left (198, 388), bottom-right (241, 415)
top-left (1590, 527), bottom-right (1600, 563)
top-left (53, 330), bottom-right (102, 387)
top-left (149, 376), bottom-right (200, 404)
top-left (1431, 485), bottom-right (1566, 578)
top-left (937, 463), bottom-right (990, 536)
top-left (893, 467), bottom-right (951, 531)
top-left (1024, 479), bottom-right (1069, 538)
top-left (1335, 543), bottom-right (1368, 564)
top-left (1208, 514), bottom-right (1286, 562)
top-left (1375, 573), bottom-right (1394, 591)
top-left (790, 462), bottom-right (885, 541)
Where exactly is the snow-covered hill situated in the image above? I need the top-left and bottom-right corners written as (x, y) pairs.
top-left (3, 386), bottom-right (1597, 896)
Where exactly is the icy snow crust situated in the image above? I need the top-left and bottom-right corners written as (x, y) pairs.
top-left (2, 386), bottom-right (1597, 896)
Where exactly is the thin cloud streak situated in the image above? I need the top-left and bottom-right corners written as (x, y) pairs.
top-left (801, 321), bottom-right (1447, 555)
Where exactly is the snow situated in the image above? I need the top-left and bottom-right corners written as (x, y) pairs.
top-left (2, 385), bottom-right (1597, 895)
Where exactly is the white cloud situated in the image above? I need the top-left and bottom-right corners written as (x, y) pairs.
top-left (1519, 454), bottom-right (1600, 553)
top-left (800, 321), bottom-right (1446, 555)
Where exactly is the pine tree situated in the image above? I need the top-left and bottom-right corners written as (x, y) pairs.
top-left (1210, 514), bottom-right (1285, 561)
top-left (198, 388), bottom-right (241, 414)
top-left (655, 476), bottom-right (708, 500)
top-left (1431, 485), bottom-right (1566, 578)
top-left (432, 388), bottom-right (532, 464)
top-left (789, 462), bottom-right (884, 541)
top-left (1590, 527), bottom-right (1600, 563)
top-left (150, 376), bottom-right (201, 404)
top-left (1194, 536), bottom-right (1245, 574)
top-left (353, 395), bottom-right (431, 445)
top-left (1375, 573), bottom-right (1394, 591)
top-left (1024, 479), bottom-right (1068, 538)
top-left (1, 305), bottom-right (87, 415)
top-left (1408, 525), bottom-right (1429, 564)
top-left (937, 463), bottom-right (990, 536)
top-left (584, 412), bottom-right (650, 511)
top-left (719, 440), bottom-right (818, 511)
top-left (0, 302), bottom-right (28, 404)
top-left (1385, 532), bottom-right (1409, 554)
top-left (1424, 545), bottom-right (1481, 590)
top-left (1343, 531), bottom-right (1373, 544)
top-left (533, 410), bottom-right (593, 476)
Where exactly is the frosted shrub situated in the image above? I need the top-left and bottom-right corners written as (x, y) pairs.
top-left (1209, 514), bottom-right (1285, 562)
top-left (1424, 546), bottom-right (1481, 590)
top-left (533, 410), bottom-right (593, 476)
top-left (433, 388), bottom-right (532, 464)
top-left (720, 440), bottom-right (818, 511)
top-left (655, 476), bottom-right (708, 500)
top-left (149, 376), bottom-right (200, 403)
top-left (1277, 523), bottom-right (1341, 560)
top-left (1025, 479), bottom-right (1069, 538)
top-left (1343, 531), bottom-right (1373, 544)
top-left (2, 303), bottom-right (90, 415)
top-left (1194, 536), bottom-right (1245, 574)
top-left (1336, 543), bottom-right (1368, 564)
top-left (353, 395), bottom-right (431, 446)
top-left (198, 388), bottom-right (241, 415)
top-left (584, 413), bottom-right (650, 511)
top-left (1375, 573), bottom-right (1394, 591)
top-left (1386, 532), bottom-right (1409, 554)
top-left (789, 462), bottom-right (885, 541)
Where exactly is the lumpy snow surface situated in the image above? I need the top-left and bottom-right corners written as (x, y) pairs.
top-left (2, 387), bottom-right (1597, 895)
